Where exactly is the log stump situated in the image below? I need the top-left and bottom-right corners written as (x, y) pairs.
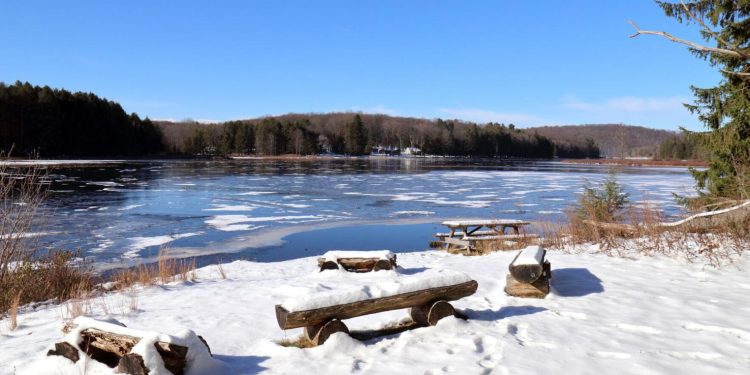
top-left (409, 300), bottom-right (456, 326)
top-left (304, 319), bottom-right (349, 346)
top-left (505, 261), bottom-right (551, 298)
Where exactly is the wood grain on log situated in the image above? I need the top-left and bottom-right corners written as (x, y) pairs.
top-left (508, 248), bottom-right (546, 284)
top-left (504, 261), bottom-right (551, 298)
top-left (117, 353), bottom-right (149, 375)
top-left (304, 319), bottom-right (349, 345)
top-left (276, 280), bottom-right (478, 329)
top-left (73, 328), bottom-right (188, 374)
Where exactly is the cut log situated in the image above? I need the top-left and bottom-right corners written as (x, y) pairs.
top-left (275, 280), bottom-right (478, 329)
top-left (504, 261), bottom-right (551, 298)
top-left (117, 353), bottom-right (149, 375)
top-left (75, 328), bottom-right (187, 374)
top-left (409, 300), bottom-right (456, 326)
top-left (47, 342), bottom-right (80, 363)
top-left (318, 260), bottom-right (339, 271)
top-left (508, 246), bottom-right (546, 284)
top-left (304, 319), bottom-right (349, 345)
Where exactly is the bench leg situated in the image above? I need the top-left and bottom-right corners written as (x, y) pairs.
top-left (373, 259), bottom-right (393, 271)
top-left (409, 300), bottom-right (455, 327)
top-left (304, 319), bottom-right (349, 346)
top-left (319, 260), bottom-right (339, 272)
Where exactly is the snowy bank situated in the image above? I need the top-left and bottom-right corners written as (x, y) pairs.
top-left (1, 249), bottom-right (749, 374)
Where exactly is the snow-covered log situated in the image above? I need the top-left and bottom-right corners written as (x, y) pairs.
top-left (48, 317), bottom-right (214, 375)
top-left (275, 279), bottom-right (478, 334)
top-left (317, 250), bottom-right (397, 272)
top-left (508, 245), bottom-right (547, 283)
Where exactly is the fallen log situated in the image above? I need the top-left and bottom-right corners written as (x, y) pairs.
top-left (275, 280), bottom-right (478, 330)
top-left (49, 317), bottom-right (212, 375)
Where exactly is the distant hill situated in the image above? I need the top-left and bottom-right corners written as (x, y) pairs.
top-left (528, 124), bottom-right (677, 158)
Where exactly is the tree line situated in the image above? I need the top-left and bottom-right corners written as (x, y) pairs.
top-left (0, 81), bottom-right (163, 157)
top-left (1, 81), bottom-right (600, 159)
top-left (164, 114), bottom-right (600, 158)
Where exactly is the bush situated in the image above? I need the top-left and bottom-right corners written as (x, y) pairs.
top-left (577, 172), bottom-right (630, 223)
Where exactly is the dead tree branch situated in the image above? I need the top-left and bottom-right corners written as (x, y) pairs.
top-left (628, 20), bottom-right (747, 59)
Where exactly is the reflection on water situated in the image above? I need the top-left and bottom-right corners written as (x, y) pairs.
top-left (28, 158), bottom-right (696, 267)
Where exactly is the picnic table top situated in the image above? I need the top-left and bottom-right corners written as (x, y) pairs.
top-left (441, 219), bottom-right (530, 227)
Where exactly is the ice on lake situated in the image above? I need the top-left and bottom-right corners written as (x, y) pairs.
top-left (24, 159), bottom-right (697, 267)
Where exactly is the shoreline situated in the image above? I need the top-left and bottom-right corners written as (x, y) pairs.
top-left (560, 158), bottom-right (707, 168)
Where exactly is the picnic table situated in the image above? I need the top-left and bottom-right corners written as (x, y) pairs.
top-left (440, 219), bottom-right (530, 237)
top-left (436, 219), bottom-right (533, 253)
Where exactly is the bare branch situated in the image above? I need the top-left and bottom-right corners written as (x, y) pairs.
top-left (679, 0), bottom-right (739, 51)
top-left (628, 20), bottom-right (748, 59)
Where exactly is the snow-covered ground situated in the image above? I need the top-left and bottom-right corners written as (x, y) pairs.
top-left (2, 248), bottom-right (749, 375)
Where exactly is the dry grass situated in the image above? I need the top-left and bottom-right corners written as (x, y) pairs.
top-left (111, 248), bottom-right (198, 290)
top-left (276, 335), bottom-right (315, 348)
top-left (216, 263), bottom-right (227, 279)
top-left (543, 201), bottom-right (749, 267)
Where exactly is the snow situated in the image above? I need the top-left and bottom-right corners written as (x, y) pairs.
top-left (320, 250), bottom-right (395, 262)
top-left (3, 247), bottom-right (750, 374)
top-left (281, 268), bottom-right (472, 312)
top-left (123, 233), bottom-right (202, 258)
top-left (442, 219), bottom-right (527, 226)
top-left (512, 246), bottom-right (545, 266)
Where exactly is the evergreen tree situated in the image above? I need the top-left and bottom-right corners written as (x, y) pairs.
top-left (343, 115), bottom-right (366, 155)
top-left (639, 1), bottom-right (750, 205)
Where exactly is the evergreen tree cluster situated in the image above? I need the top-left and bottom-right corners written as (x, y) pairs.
top-left (0, 81), bottom-right (163, 157)
top-left (167, 114), bottom-right (600, 158)
top-left (655, 133), bottom-right (708, 160)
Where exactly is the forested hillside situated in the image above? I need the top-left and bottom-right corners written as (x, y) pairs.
top-left (0, 82), bottom-right (163, 157)
top-left (529, 124), bottom-right (676, 158)
top-left (158, 113), bottom-right (600, 158)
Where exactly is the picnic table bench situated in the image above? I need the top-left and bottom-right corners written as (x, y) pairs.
top-left (275, 274), bottom-right (478, 345)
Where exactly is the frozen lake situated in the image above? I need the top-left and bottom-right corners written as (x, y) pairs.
top-left (26, 158), bottom-right (696, 268)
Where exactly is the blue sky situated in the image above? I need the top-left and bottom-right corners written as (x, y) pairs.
top-left (0, 1), bottom-right (721, 130)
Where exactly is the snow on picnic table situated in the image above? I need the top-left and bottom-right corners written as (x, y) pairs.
top-left (1, 248), bottom-right (750, 375)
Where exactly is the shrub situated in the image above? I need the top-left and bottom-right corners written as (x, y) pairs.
top-left (577, 172), bottom-right (630, 223)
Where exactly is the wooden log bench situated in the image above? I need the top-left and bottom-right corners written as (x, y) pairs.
top-left (48, 317), bottom-right (212, 375)
top-left (275, 275), bottom-right (478, 346)
top-left (317, 250), bottom-right (397, 272)
top-left (504, 245), bottom-right (551, 298)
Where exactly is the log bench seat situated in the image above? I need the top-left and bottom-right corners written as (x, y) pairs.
top-left (504, 245), bottom-right (551, 298)
top-left (317, 250), bottom-right (397, 272)
top-left (275, 272), bottom-right (478, 345)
